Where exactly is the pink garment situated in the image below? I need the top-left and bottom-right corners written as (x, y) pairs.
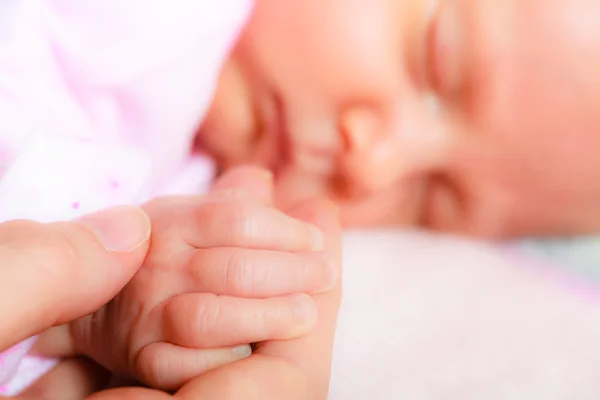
top-left (0, 0), bottom-right (251, 394)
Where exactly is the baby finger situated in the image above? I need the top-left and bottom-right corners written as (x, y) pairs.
top-left (135, 342), bottom-right (252, 390)
top-left (158, 293), bottom-right (317, 349)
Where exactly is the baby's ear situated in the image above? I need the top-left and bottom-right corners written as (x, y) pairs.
top-left (211, 166), bottom-right (275, 204)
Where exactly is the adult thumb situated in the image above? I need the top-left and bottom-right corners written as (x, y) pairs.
top-left (0, 206), bottom-right (150, 350)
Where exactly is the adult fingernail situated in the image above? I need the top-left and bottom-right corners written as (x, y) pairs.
top-left (231, 345), bottom-right (252, 359)
top-left (78, 206), bottom-right (151, 252)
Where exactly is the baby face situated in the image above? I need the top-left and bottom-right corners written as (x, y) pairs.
top-left (200, 0), bottom-right (600, 237)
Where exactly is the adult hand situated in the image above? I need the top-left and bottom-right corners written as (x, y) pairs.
top-left (0, 206), bottom-right (151, 396)
top-left (17, 167), bottom-right (342, 400)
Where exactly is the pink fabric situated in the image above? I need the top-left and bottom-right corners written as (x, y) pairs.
top-left (332, 231), bottom-right (600, 400)
top-left (0, 0), bottom-right (251, 394)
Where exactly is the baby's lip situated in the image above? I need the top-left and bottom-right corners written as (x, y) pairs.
top-left (289, 147), bottom-right (338, 176)
top-left (264, 94), bottom-right (339, 176)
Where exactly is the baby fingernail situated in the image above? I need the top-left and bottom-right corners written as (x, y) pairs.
top-left (308, 225), bottom-right (325, 251)
top-left (320, 256), bottom-right (340, 293)
top-left (293, 294), bottom-right (318, 320)
top-left (231, 345), bottom-right (252, 359)
top-left (78, 206), bottom-right (151, 252)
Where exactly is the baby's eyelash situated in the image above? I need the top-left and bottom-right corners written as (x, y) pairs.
top-left (424, 4), bottom-right (442, 93)
top-left (424, 0), bottom-right (465, 99)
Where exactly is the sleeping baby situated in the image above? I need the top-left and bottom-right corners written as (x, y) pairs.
top-left (201, 0), bottom-right (600, 237)
top-left (0, 0), bottom-right (340, 396)
top-left (2, 0), bottom-right (600, 397)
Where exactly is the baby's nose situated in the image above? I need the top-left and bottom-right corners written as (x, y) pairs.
top-left (338, 105), bottom-right (448, 196)
top-left (338, 108), bottom-right (403, 194)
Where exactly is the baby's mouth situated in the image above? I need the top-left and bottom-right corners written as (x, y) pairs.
top-left (261, 94), bottom-right (340, 179)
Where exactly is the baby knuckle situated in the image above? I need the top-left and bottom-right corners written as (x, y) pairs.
top-left (141, 350), bottom-right (171, 388)
top-left (224, 203), bottom-right (260, 244)
top-left (224, 250), bottom-right (265, 295)
top-left (192, 297), bottom-right (223, 337)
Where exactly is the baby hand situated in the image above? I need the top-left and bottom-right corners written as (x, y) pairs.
top-left (39, 167), bottom-right (336, 390)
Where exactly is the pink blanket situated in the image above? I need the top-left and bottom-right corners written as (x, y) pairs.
top-left (331, 231), bottom-right (600, 399)
top-left (0, 0), bottom-right (250, 393)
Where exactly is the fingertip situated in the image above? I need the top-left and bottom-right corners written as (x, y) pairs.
top-left (286, 198), bottom-right (342, 254)
top-left (76, 206), bottom-right (151, 253)
top-left (305, 223), bottom-right (325, 251)
top-left (291, 294), bottom-right (318, 330)
top-left (213, 166), bottom-right (274, 203)
top-left (136, 343), bottom-right (253, 390)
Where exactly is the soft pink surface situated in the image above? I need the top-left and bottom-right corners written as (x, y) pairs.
top-left (0, 0), bottom-right (251, 393)
top-left (331, 231), bottom-right (600, 399)
top-left (0, 0), bottom-right (249, 190)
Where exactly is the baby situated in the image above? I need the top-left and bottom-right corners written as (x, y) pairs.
top-left (2, 0), bottom-right (600, 396)
top-left (0, 0), bottom-right (339, 396)
top-left (200, 0), bottom-right (600, 238)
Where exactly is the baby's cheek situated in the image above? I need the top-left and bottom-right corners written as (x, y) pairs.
top-left (199, 58), bottom-right (258, 165)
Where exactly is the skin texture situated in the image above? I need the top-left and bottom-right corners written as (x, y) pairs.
top-left (0, 206), bottom-right (149, 399)
top-left (32, 167), bottom-right (337, 391)
top-left (9, 0), bottom-right (600, 397)
top-left (7, 167), bottom-right (342, 400)
top-left (0, 206), bottom-right (151, 352)
top-left (199, 0), bottom-right (600, 238)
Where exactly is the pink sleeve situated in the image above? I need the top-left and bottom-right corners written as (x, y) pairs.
top-left (0, 0), bottom-right (252, 394)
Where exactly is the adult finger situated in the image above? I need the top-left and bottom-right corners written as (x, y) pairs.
top-left (0, 206), bottom-right (151, 350)
top-left (189, 247), bottom-right (337, 297)
top-left (12, 357), bottom-right (110, 400)
top-left (87, 388), bottom-right (170, 400)
top-left (175, 354), bottom-right (310, 400)
top-left (157, 293), bottom-right (317, 348)
top-left (87, 355), bottom-right (309, 400)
